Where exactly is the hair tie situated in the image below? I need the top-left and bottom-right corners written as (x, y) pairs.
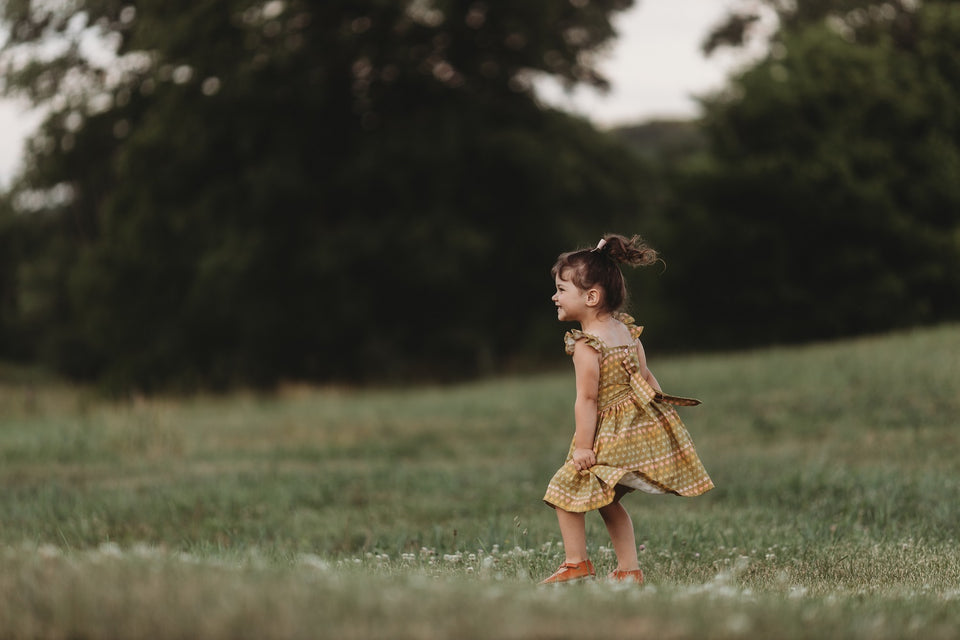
top-left (593, 238), bottom-right (607, 252)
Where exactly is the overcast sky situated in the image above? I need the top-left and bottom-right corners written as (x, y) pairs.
top-left (538, 0), bottom-right (761, 126)
top-left (0, 0), bottom-right (758, 187)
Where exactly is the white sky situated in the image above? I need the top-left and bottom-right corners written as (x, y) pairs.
top-left (538, 0), bottom-right (764, 127)
top-left (0, 0), bottom-right (760, 187)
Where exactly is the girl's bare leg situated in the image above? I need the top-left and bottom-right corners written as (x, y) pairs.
top-left (555, 508), bottom-right (588, 562)
top-left (598, 499), bottom-right (639, 571)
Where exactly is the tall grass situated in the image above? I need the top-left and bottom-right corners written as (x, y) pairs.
top-left (1, 325), bottom-right (959, 638)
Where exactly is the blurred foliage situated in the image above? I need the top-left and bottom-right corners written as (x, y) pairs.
top-left (2, 0), bottom-right (960, 389)
top-left (0, 0), bottom-right (657, 390)
top-left (658, 0), bottom-right (960, 348)
top-left (611, 120), bottom-right (706, 164)
top-left (702, 0), bottom-right (925, 54)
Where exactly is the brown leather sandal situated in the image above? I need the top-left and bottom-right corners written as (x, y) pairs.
top-left (539, 560), bottom-right (596, 584)
top-left (609, 568), bottom-right (644, 584)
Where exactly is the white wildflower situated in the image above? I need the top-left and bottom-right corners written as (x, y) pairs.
top-left (298, 553), bottom-right (330, 570)
top-left (131, 543), bottom-right (163, 558)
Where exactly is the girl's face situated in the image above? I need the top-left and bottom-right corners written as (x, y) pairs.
top-left (552, 273), bottom-right (594, 323)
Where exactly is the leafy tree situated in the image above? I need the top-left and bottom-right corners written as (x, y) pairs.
top-left (661, 1), bottom-right (960, 348)
top-left (702, 0), bottom-right (924, 55)
top-left (1, 0), bottom-right (659, 390)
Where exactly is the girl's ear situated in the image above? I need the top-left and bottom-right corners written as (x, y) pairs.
top-left (585, 288), bottom-right (601, 307)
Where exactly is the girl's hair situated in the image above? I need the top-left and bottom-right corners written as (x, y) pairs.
top-left (551, 234), bottom-right (659, 313)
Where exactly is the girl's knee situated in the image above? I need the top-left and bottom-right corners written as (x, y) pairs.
top-left (599, 502), bottom-right (625, 521)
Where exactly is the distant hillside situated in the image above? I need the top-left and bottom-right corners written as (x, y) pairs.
top-left (611, 119), bottom-right (706, 162)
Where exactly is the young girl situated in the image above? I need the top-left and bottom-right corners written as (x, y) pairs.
top-left (540, 234), bottom-right (714, 584)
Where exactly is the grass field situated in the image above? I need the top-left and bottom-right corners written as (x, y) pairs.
top-left (2, 325), bottom-right (959, 639)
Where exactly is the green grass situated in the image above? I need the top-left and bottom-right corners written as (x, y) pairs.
top-left (2, 325), bottom-right (959, 638)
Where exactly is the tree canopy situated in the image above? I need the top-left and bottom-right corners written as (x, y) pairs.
top-left (1, 0), bottom-right (660, 390)
top-left (658, 0), bottom-right (960, 348)
top-left (3, 0), bottom-right (960, 390)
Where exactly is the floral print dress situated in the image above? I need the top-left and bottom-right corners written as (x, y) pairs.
top-left (543, 314), bottom-right (714, 512)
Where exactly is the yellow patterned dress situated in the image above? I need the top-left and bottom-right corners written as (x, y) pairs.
top-left (543, 314), bottom-right (714, 512)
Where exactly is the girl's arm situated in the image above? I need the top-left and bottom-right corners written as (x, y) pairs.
top-left (570, 340), bottom-right (601, 471)
top-left (636, 340), bottom-right (663, 393)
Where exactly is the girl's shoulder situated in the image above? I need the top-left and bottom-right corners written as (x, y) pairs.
top-left (563, 329), bottom-right (603, 356)
top-left (564, 313), bottom-right (645, 356)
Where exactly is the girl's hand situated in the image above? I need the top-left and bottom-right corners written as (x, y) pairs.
top-left (571, 448), bottom-right (596, 471)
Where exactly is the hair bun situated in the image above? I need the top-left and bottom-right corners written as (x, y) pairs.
top-left (600, 234), bottom-right (658, 267)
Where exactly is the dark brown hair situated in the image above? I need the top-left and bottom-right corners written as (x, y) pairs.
top-left (551, 234), bottom-right (659, 313)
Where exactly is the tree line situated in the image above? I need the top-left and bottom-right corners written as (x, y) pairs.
top-left (1, 0), bottom-right (958, 391)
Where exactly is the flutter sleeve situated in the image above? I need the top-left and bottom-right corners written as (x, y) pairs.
top-left (564, 329), bottom-right (603, 356)
top-left (614, 312), bottom-right (644, 340)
